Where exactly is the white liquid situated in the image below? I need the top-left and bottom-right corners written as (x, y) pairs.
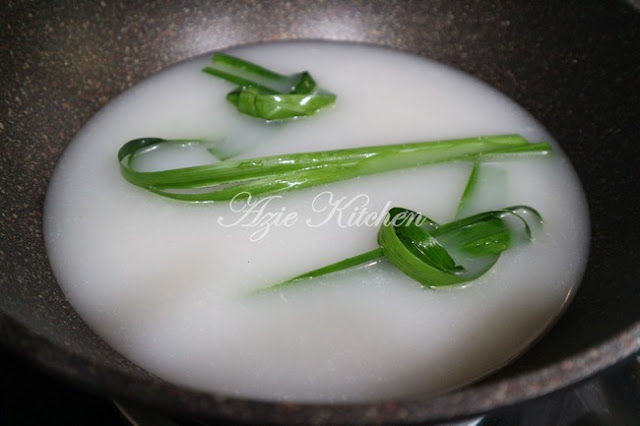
top-left (44, 42), bottom-right (589, 403)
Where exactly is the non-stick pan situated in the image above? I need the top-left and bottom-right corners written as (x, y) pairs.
top-left (1, 1), bottom-right (639, 424)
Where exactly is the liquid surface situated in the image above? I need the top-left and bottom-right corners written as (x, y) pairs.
top-left (44, 42), bottom-right (589, 403)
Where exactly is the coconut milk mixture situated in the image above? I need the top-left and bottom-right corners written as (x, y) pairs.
top-left (44, 42), bottom-right (589, 402)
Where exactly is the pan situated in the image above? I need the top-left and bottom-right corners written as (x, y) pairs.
top-left (1, 1), bottom-right (639, 424)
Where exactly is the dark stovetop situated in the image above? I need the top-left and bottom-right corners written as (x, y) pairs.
top-left (0, 346), bottom-right (127, 425)
top-left (1, 344), bottom-right (639, 426)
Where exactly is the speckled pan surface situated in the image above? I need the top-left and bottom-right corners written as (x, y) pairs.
top-left (0, 1), bottom-right (638, 424)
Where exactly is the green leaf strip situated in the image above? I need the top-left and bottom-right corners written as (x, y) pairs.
top-left (252, 205), bottom-right (542, 294)
top-left (249, 248), bottom-right (384, 296)
top-left (456, 161), bottom-right (508, 219)
top-left (202, 52), bottom-right (336, 119)
top-left (379, 205), bottom-right (542, 288)
top-left (118, 134), bottom-right (551, 203)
